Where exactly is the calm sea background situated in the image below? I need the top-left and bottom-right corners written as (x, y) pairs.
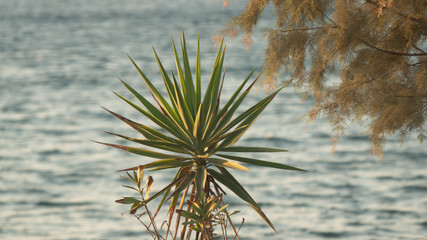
top-left (1, 0), bottom-right (426, 239)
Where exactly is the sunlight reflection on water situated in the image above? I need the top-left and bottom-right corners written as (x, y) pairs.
top-left (0, 0), bottom-right (426, 239)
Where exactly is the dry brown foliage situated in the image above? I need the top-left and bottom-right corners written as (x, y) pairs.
top-left (223, 0), bottom-right (427, 158)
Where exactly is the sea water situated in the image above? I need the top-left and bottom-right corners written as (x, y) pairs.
top-left (1, 0), bottom-right (426, 239)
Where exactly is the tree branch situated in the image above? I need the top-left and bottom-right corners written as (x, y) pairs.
top-left (278, 26), bottom-right (337, 34)
top-left (352, 35), bottom-right (427, 56)
top-left (318, 8), bottom-right (427, 57)
top-left (364, 0), bottom-right (427, 29)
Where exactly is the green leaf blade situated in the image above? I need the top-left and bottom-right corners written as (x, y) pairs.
top-left (208, 158), bottom-right (248, 171)
top-left (180, 32), bottom-right (197, 116)
top-left (93, 141), bottom-right (177, 159)
top-left (195, 33), bottom-right (201, 107)
top-left (208, 167), bottom-right (276, 231)
top-left (217, 154), bottom-right (306, 171)
top-left (105, 131), bottom-right (191, 155)
top-left (220, 146), bottom-right (288, 153)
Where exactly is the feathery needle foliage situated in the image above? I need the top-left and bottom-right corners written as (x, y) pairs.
top-left (221, 0), bottom-right (427, 158)
top-left (97, 33), bottom-right (305, 238)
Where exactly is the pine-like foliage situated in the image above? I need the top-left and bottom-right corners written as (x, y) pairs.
top-left (223, 0), bottom-right (427, 158)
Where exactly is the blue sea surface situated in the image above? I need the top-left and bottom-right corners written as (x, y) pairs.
top-left (1, 0), bottom-right (426, 239)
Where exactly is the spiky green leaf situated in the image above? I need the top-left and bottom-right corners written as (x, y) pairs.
top-left (180, 32), bottom-right (197, 116)
top-left (113, 91), bottom-right (193, 145)
top-left (182, 211), bottom-right (202, 222)
top-left (217, 154), bottom-right (306, 171)
top-left (115, 197), bottom-right (141, 205)
top-left (169, 170), bottom-right (195, 199)
top-left (93, 141), bottom-right (176, 159)
top-left (220, 146), bottom-right (288, 152)
top-left (102, 107), bottom-right (170, 141)
top-left (195, 33), bottom-right (201, 107)
top-left (208, 158), bottom-right (248, 171)
top-left (105, 131), bottom-right (191, 155)
top-left (208, 167), bottom-right (276, 231)
top-left (127, 54), bottom-right (174, 115)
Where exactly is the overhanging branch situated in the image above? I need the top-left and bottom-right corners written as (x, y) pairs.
top-left (318, 8), bottom-right (427, 57)
top-left (365, 0), bottom-right (427, 29)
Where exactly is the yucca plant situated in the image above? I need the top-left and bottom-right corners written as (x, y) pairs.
top-left (178, 192), bottom-right (229, 239)
top-left (96, 33), bottom-right (305, 239)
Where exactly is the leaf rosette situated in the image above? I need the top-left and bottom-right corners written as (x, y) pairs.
top-left (96, 33), bottom-right (305, 231)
